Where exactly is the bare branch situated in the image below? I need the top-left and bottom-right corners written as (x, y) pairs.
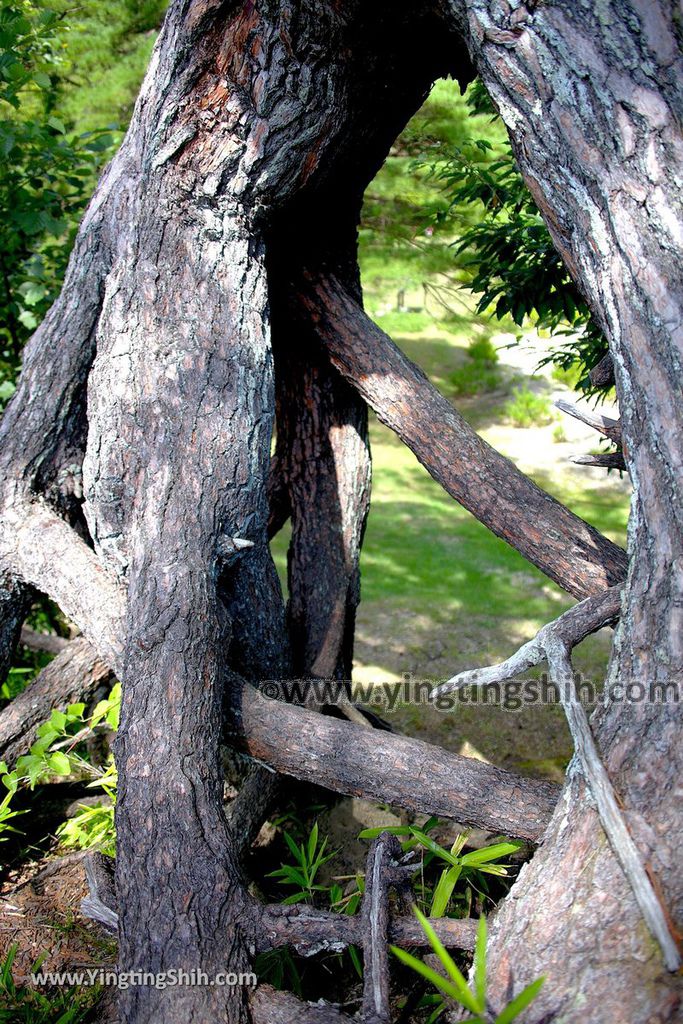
top-left (297, 274), bottom-right (627, 600)
top-left (554, 398), bottom-right (622, 444)
top-left (251, 984), bottom-right (354, 1024)
top-left (233, 684), bottom-right (559, 841)
top-left (0, 498), bottom-right (125, 671)
top-left (226, 764), bottom-right (282, 858)
top-left (433, 586), bottom-right (681, 972)
top-left (258, 903), bottom-right (477, 956)
top-left (20, 626), bottom-right (69, 655)
top-left (362, 833), bottom-right (399, 1023)
top-left (570, 452), bottom-right (627, 471)
top-left (434, 586), bottom-right (623, 696)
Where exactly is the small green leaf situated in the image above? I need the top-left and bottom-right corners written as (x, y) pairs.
top-left (430, 864), bottom-right (462, 918)
top-left (413, 908), bottom-right (482, 1014)
top-left (48, 751), bottom-right (71, 776)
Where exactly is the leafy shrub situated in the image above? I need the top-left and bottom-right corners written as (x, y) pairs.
top-left (0, 2), bottom-right (116, 404)
top-left (503, 387), bottom-right (554, 428)
top-left (425, 79), bottom-right (609, 395)
top-left (0, 684), bottom-right (120, 853)
top-left (449, 335), bottom-right (501, 396)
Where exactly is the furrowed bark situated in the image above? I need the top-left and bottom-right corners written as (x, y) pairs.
top-left (437, 2), bottom-right (683, 1019)
top-left (258, 904), bottom-right (478, 955)
top-left (298, 274), bottom-right (627, 601)
top-left (0, 637), bottom-right (112, 768)
top-left (0, 573), bottom-right (31, 689)
top-left (269, 302), bottom-right (371, 680)
top-left (233, 684), bottom-right (558, 842)
top-left (362, 834), bottom-right (401, 1024)
top-left (0, 498), bottom-right (124, 670)
top-left (251, 985), bottom-right (354, 1024)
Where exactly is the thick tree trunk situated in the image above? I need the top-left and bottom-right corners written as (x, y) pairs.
top-left (435, 2), bottom-right (683, 1019)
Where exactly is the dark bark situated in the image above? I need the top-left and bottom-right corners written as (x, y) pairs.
top-left (258, 903), bottom-right (478, 956)
top-left (0, 636), bottom-right (112, 768)
top-left (0, 0), bottom-right (680, 1020)
top-left (361, 834), bottom-right (402, 1024)
top-left (251, 985), bottom-right (354, 1024)
top-left (269, 308), bottom-right (371, 680)
top-left (0, 574), bottom-right (31, 689)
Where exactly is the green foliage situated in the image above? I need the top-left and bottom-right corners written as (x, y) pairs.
top-left (0, 942), bottom-right (98, 1023)
top-left (503, 386), bottom-right (555, 428)
top-left (0, 1), bottom-right (116, 400)
top-left (392, 912), bottom-right (544, 1024)
top-left (428, 80), bottom-right (609, 394)
top-left (359, 819), bottom-right (520, 919)
top-left (449, 335), bottom-right (502, 396)
top-left (0, 684), bottom-right (120, 852)
top-left (266, 822), bottom-right (337, 905)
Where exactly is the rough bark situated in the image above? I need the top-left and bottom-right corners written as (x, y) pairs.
top-left (0, 573), bottom-right (31, 689)
top-left (233, 683), bottom-right (558, 842)
top-left (0, 0), bottom-right (680, 1020)
top-left (435, 2), bottom-right (683, 1019)
top-left (269, 303), bottom-right (371, 680)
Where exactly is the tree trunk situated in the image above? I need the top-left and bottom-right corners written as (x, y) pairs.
top-left (437, 2), bottom-right (683, 1019)
top-left (0, 1), bottom-right (680, 1022)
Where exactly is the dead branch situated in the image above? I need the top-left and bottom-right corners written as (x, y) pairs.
top-left (554, 398), bottom-right (622, 444)
top-left (362, 833), bottom-right (401, 1023)
top-left (434, 586), bottom-right (623, 696)
top-left (251, 985), bottom-right (354, 1024)
top-left (570, 452), bottom-right (627, 471)
top-left (81, 851), bottom-right (118, 934)
top-left (0, 636), bottom-right (113, 767)
top-left (82, 851), bottom-right (479, 956)
top-left (258, 904), bottom-right (477, 955)
top-left (20, 625), bottom-right (69, 655)
top-left (233, 684), bottom-right (559, 841)
top-left (297, 274), bottom-right (627, 600)
top-left (0, 498), bottom-right (125, 670)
